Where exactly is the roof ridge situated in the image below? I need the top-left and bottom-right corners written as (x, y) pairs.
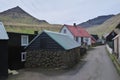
top-left (43, 30), bottom-right (68, 36)
top-left (64, 24), bottom-right (90, 37)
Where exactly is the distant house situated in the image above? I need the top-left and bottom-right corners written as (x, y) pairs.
top-left (91, 34), bottom-right (99, 41)
top-left (113, 33), bottom-right (120, 61)
top-left (0, 22), bottom-right (9, 78)
top-left (7, 32), bottom-right (36, 70)
top-left (60, 24), bottom-right (91, 46)
top-left (25, 30), bottom-right (80, 69)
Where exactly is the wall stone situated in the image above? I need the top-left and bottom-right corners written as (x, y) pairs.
top-left (25, 48), bottom-right (80, 69)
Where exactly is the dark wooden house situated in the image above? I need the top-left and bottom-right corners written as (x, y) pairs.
top-left (0, 22), bottom-right (9, 78)
top-left (7, 32), bottom-right (36, 70)
top-left (25, 30), bottom-right (80, 69)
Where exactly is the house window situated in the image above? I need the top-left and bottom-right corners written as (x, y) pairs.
top-left (85, 38), bottom-right (88, 42)
top-left (112, 32), bottom-right (115, 36)
top-left (64, 29), bottom-right (66, 33)
top-left (75, 37), bottom-right (79, 42)
top-left (21, 35), bottom-right (29, 46)
top-left (21, 52), bottom-right (26, 62)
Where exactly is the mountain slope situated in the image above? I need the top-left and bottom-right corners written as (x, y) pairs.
top-left (0, 6), bottom-right (48, 25)
top-left (87, 13), bottom-right (120, 36)
top-left (0, 6), bottom-right (62, 33)
top-left (78, 15), bottom-right (114, 28)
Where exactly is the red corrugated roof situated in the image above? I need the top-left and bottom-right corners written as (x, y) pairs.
top-left (64, 24), bottom-right (91, 37)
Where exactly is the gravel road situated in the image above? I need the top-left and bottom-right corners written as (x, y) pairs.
top-left (8, 45), bottom-right (120, 80)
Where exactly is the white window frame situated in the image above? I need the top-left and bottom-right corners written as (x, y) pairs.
top-left (21, 35), bottom-right (29, 46)
top-left (21, 52), bottom-right (27, 62)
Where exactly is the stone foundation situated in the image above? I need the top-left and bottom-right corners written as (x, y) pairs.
top-left (25, 48), bottom-right (80, 69)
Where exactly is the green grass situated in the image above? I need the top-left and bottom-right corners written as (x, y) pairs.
top-left (5, 24), bottom-right (62, 34)
top-left (106, 49), bottom-right (120, 75)
top-left (0, 6), bottom-right (63, 34)
top-left (87, 13), bottom-right (120, 37)
top-left (109, 54), bottom-right (120, 74)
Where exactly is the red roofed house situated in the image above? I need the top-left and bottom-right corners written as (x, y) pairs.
top-left (60, 23), bottom-right (91, 46)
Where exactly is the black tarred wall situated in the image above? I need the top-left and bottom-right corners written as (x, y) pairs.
top-left (7, 32), bottom-right (36, 70)
top-left (0, 40), bottom-right (8, 78)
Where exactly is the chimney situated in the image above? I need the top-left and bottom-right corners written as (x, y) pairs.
top-left (73, 23), bottom-right (77, 27)
top-left (34, 31), bottom-right (38, 35)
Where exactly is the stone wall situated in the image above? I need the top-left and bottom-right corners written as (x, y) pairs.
top-left (25, 48), bottom-right (80, 69)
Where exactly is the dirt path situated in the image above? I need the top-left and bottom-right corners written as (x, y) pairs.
top-left (8, 45), bottom-right (120, 80)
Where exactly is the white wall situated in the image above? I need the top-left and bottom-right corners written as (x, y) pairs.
top-left (75, 37), bottom-right (82, 46)
top-left (118, 35), bottom-right (120, 59)
top-left (78, 37), bottom-right (81, 46)
top-left (60, 26), bottom-right (91, 46)
top-left (83, 37), bottom-right (91, 46)
top-left (113, 36), bottom-right (120, 60)
top-left (106, 44), bottom-right (113, 54)
top-left (88, 37), bottom-right (91, 46)
top-left (114, 38), bottom-right (117, 54)
top-left (60, 26), bottom-right (74, 39)
top-left (60, 26), bottom-right (82, 46)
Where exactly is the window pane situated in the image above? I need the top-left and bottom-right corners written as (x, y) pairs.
top-left (21, 35), bottom-right (28, 46)
top-left (21, 52), bottom-right (26, 62)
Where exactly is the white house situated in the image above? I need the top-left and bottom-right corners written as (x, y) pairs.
top-left (60, 24), bottom-right (91, 46)
top-left (113, 33), bottom-right (120, 61)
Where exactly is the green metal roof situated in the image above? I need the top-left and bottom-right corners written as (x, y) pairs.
top-left (0, 22), bottom-right (9, 40)
top-left (44, 30), bottom-right (80, 50)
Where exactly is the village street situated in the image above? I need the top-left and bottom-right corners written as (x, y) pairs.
top-left (8, 45), bottom-right (120, 80)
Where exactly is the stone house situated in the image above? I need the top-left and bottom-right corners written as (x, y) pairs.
top-left (25, 30), bottom-right (80, 69)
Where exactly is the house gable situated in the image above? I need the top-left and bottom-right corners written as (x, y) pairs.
top-left (26, 32), bottom-right (64, 51)
top-left (26, 30), bottom-right (80, 51)
top-left (60, 26), bottom-right (74, 39)
top-left (60, 24), bottom-right (91, 46)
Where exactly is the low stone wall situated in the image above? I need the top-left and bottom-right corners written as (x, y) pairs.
top-left (106, 44), bottom-right (113, 54)
top-left (80, 47), bottom-right (87, 56)
top-left (25, 48), bottom-right (80, 69)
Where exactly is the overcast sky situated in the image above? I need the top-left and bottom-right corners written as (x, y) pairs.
top-left (0, 0), bottom-right (120, 24)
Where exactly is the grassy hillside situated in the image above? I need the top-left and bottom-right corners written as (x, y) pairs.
top-left (78, 15), bottom-right (114, 28)
top-left (5, 24), bottom-right (62, 34)
top-left (87, 13), bottom-right (120, 36)
top-left (0, 6), bottom-right (48, 25)
top-left (0, 6), bottom-right (62, 33)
